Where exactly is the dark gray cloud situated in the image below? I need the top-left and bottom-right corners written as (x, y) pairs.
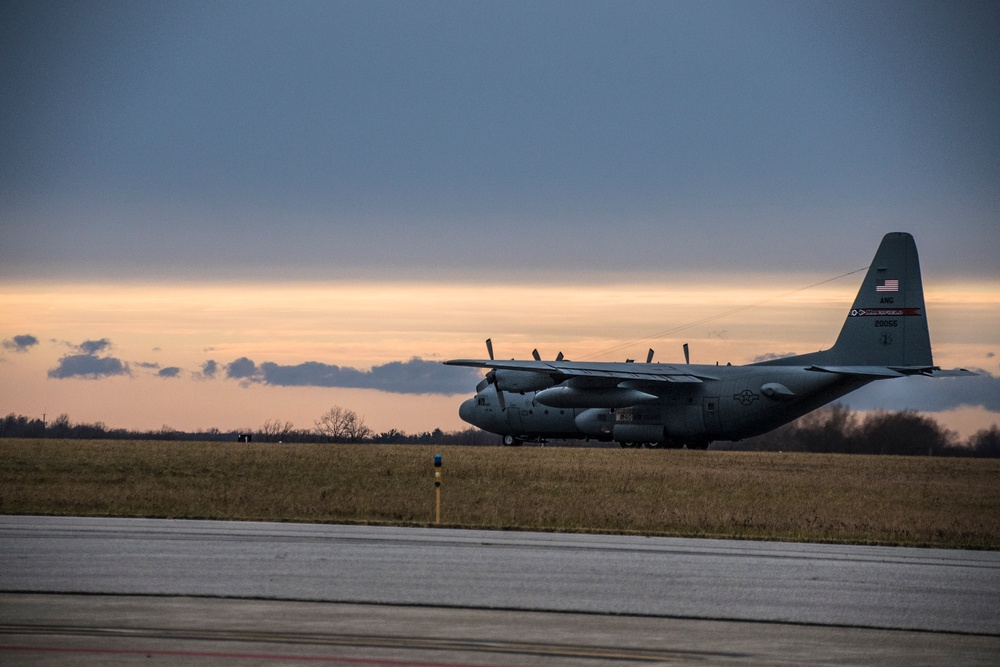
top-left (841, 370), bottom-right (1000, 413)
top-left (201, 359), bottom-right (218, 378)
top-left (48, 337), bottom-right (130, 379)
top-left (225, 357), bottom-right (261, 381)
top-left (226, 357), bottom-right (479, 395)
top-left (76, 338), bottom-right (112, 355)
top-left (135, 361), bottom-right (160, 369)
top-left (158, 366), bottom-right (181, 378)
top-left (2, 334), bottom-right (39, 352)
top-left (2, 3), bottom-right (997, 282)
top-left (47, 354), bottom-right (130, 379)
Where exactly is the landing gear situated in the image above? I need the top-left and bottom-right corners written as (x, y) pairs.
top-left (618, 441), bottom-right (662, 449)
top-left (501, 435), bottom-right (523, 447)
top-left (617, 440), bottom-right (680, 450)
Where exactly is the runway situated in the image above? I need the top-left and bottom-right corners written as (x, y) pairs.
top-left (2, 516), bottom-right (998, 665)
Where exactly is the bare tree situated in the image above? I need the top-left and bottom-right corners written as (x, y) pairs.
top-left (258, 418), bottom-right (295, 443)
top-left (314, 406), bottom-right (372, 443)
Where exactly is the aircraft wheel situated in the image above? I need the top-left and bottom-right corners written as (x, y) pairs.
top-left (502, 435), bottom-right (522, 447)
top-left (644, 441), bottom-right (662, 449)
top-left (683, 441), bottom-right (709, 450)
top-left (618, 441), bottom-right (635, 449)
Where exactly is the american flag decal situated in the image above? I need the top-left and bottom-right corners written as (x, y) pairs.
top-left (876, 279), bottom-right (899, 292)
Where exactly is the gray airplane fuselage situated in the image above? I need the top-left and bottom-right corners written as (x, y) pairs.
top-left (459, 364), bottom-right (870, 447)
top-left (447, 233), bottom-right (972, 448)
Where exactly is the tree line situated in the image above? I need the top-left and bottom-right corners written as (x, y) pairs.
top-left (716, 404), bottom-right (1000, 457)
top-left (1, 404), bottom-right (997, 456)
top-left (0, 406), bottom-right (497, 446)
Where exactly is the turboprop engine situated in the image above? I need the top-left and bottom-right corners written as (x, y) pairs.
top-left (491, 369), bottom-right (557, 393)
top-left (480, 339), bottom-right (560, 394)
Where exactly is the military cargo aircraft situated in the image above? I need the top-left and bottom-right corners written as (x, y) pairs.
top-left (445, 232), bottom-right (972, 448)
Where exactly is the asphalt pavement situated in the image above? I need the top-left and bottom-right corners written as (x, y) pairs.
top-left (1, 516), bottom-right (998, 665)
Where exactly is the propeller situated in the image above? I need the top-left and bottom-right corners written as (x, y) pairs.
top-left (683, 343), bottom-right (690, 365)
top-left (646, 348), bottom-right (655, 364)
top-left (483, 340), bottom-right (566, 412)
top-left (483, 339), bottom-right (506, 411)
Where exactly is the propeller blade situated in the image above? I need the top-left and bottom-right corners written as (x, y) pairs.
top-left (683, 343), bottom-right (690, 365)
top-left (646, 348), bottom-right (655, 364)
top-left (495, 384), bottom-right (506, 411)
top-left (556, 352), bottom-right (564, 362)
top-left (532, 349), bottom-right (541, 361)
top-left (486, 338), bottom-right (494, 360)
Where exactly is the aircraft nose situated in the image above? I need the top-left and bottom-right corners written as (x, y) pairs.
top-left (458, 397), bottom-right (477, 425)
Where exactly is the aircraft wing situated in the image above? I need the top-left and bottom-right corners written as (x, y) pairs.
top-left (444, 358), bottom-right (716, 383)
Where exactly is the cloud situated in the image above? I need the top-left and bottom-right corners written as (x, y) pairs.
top-left (2, 334), bottom-right (39, 352)
top-left (48, 337), bottom-right (130, 379)
top-left (76, 338), bottom-right (112, 355)
top-left (841, 369), bottom-right (1000, 413)
top-left (200, 359), bottom-right (218, 379)
top-left (136, 361), bottom-right (160, 369)
top-left (751, 352), bottom-right (797, 363)
top-left (158, 366), bottom-right (181, 378)
top-left (47, 354), bottom-right (130, 379)
top-left (225, 356), bottom-right (480, 395)
top-left (225, 357), bottom-right (261, 381)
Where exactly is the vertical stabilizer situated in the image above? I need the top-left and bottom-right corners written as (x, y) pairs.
top-left (755, 232), bottom-right (935, 368)
top-left (824, 232), bottom-right (932, 367)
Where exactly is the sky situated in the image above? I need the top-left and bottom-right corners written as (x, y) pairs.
top-left (2, 0), bottom-right (999, 438)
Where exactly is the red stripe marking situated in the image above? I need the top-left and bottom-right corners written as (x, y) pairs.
top-left (850, 308), bottom-right (920, 317)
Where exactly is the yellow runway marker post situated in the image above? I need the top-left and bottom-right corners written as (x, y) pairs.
top-left (434, 454), bottom-right (442, 524)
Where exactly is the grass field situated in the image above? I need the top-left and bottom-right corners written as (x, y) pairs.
top-left (2, 439), bottom-right (999, 549)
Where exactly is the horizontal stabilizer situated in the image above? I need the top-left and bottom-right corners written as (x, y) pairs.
top-left (806, 365), bottom-right (978, 379)
top-left (924, 368), bottom-right (978, 377)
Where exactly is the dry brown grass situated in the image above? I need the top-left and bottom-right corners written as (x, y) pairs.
top-left (2, 439), bottom-right (998, 548)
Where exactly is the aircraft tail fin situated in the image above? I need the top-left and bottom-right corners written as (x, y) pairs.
top-left (762, 232), bottom-right (934, 368)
